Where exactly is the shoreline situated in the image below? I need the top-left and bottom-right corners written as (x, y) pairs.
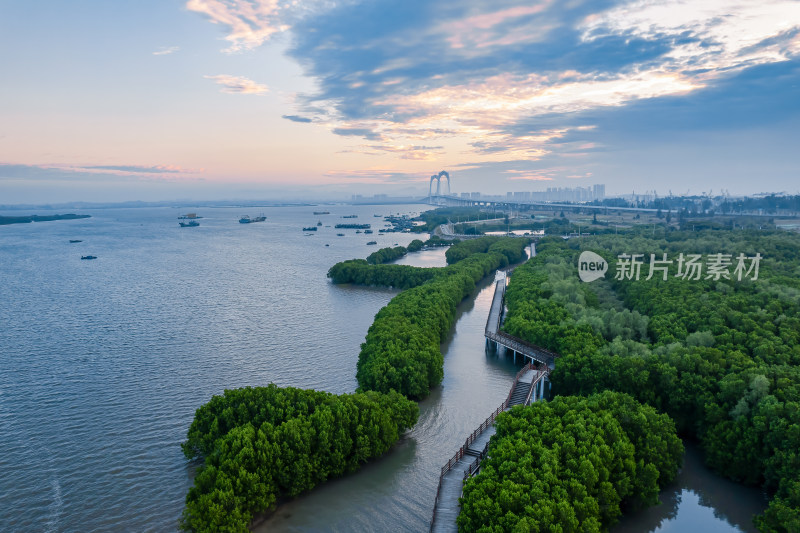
top-left (0, 214), bottom-right (91, 225)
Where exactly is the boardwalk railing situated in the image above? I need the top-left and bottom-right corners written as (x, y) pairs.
top-left (524, 368), bottom-right (550, 406)
top-left (463, 442), bottom-right (489, 479)
top-left (484, 274), bottom-right (559, 366)
top-left (430, 362), bottom-right (534, 531)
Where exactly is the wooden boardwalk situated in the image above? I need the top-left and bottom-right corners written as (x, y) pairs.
top-left (430, 366), bottom-right (549, 532)
top-left (485, 271), bottom-right (558, 369)
top-left (430, 256), bottom-right (556, 532)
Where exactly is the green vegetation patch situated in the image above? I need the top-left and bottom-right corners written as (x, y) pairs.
top-left (501, 230), bottom-right (800, 531)
top-left (367, 245), bottom-right (411, 265)
top-left (458, 391), bottom-right (683, 532)
top-left (181, 385), bottom-right (418, 532)
top-left (332, 236), bottom-right (529, 398)
top-left (0, 213), bottom-right (90, 225)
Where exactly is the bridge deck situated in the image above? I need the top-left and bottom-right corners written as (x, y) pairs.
top-left (431, 425), bottom-right (497, 533)
top-left (485, 280), bottom-right (505, 337)
top-left (430, 251), bottom-right (558, 532)
top-left (484, 272), bottom-right (558, 368)
top-left (429, 368), bottom-right (547, 533)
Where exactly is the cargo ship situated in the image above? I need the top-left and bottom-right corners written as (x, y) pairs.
top-left (239, 214), bottom-right (266, 224)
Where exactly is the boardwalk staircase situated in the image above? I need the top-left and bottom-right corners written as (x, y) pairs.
top-left (429, 364), bottom-right (549, 532)
top-left (430, 261), bottom-right (558, 532)
top-left (507, 379), bottom-right (533, 407)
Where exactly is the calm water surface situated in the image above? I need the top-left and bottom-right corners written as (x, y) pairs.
top-left (0, 205), bottom-right (766, 532)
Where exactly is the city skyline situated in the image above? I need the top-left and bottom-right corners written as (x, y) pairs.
top-left (1, 0), bottom-right (800, 204)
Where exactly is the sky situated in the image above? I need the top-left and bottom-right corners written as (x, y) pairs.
top-left (1, 0), bottom-right (799, 204)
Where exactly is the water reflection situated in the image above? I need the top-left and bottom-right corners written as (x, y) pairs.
top-left (613, 442), bottom-right (767, 533)
top-left (391, 247), bottom-right (448, 268)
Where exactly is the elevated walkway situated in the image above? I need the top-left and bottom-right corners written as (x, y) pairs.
top-left (429, 365), bottom-right (550, 532)
top-left (485, 274), bottom-right (558, 369)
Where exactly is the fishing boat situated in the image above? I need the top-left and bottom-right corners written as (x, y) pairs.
top-left (81, 255), bottom-right (97, 260)
top-left (336, 233), bottom-right (345, 236)
top-left (303, 226), bottom-right (317, 231)
top-left (313, 211), bottom-right (330, 215)
top-left (239, 214), bottom-right (266, 224)
top-left (366, 241), bottom-right (377, 245)
top-left (179, 220), bottom-right (199, 227)
top-left (69, 239), bottom-right (82, 243)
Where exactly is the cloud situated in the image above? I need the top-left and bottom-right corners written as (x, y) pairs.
top-left (153, 46), bottom-right (180, 55)
top-left (278, 0), bottom-right (800, 170)
top-left (83, 164), bottom-right (191, 174)
top-left (341, 144), bottom-right (445, 160)
top-left (282, 114), bottom-right (313, 123)
top-left (204, 74), bottom-right (269, 94)
top-left (190, 0), bottom-right (800, 190)
top-left (186, 0), bottom-right (345, 53)
top-left (186, 0), bottom-right (288, 53)
top-left (331, 127), bottom-right (383, 141)
top-left (0, 163), bottom-right (203, 182)
top-left (323, 167), bottom-right (426, 184)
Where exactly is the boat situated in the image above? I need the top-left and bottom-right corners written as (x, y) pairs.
top-left (178, 213), bottom-right (202, 219)
top-left (313, 211), bottom-right (330, 215)
top-left (356, 230), bottom-right (362, 234)
top-left (179, 220), bottom-right (200, 227)
top-left (364, 229), bottom-right (373, 234)
top-left (303, 226), bottom-right (317, 231)
top-left (69, 239), bottom-right (82, 243)
top-left (341, 215), bottom-right (358, 219)
top-left (239, 214), bottom-right (266, 224)
top-left (337, 233), bottom-right (345, 236)
top-left (317, 220), bottom-right (322, 226)
top-left (366, 241), bottom-right (377, 245)
top-left (325, 244), bottom-right (330, 247)
top-left (81, 255), bottom-right (97, 260)
top-left (373, 214), bottom-right (382, 217)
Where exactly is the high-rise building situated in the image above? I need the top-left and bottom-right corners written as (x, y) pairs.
top-left (506, 184), bottom-right (606, 203)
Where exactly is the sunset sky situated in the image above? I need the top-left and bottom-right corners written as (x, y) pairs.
top-left (1, 0), bottom-right (799, 203)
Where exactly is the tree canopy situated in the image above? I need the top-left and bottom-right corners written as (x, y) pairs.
top-left (459, 391), bottom-right (683, 532)
top-left (500, 230), bottom-right (800, 531)
top-left (181, 386), bottom-right (418, 532)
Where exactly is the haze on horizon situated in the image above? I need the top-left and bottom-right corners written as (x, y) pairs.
top-left (1, 0), bottom-right (799, 205)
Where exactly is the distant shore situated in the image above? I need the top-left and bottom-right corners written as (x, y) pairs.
top-left (0, 214), bottom-right (91, 225)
